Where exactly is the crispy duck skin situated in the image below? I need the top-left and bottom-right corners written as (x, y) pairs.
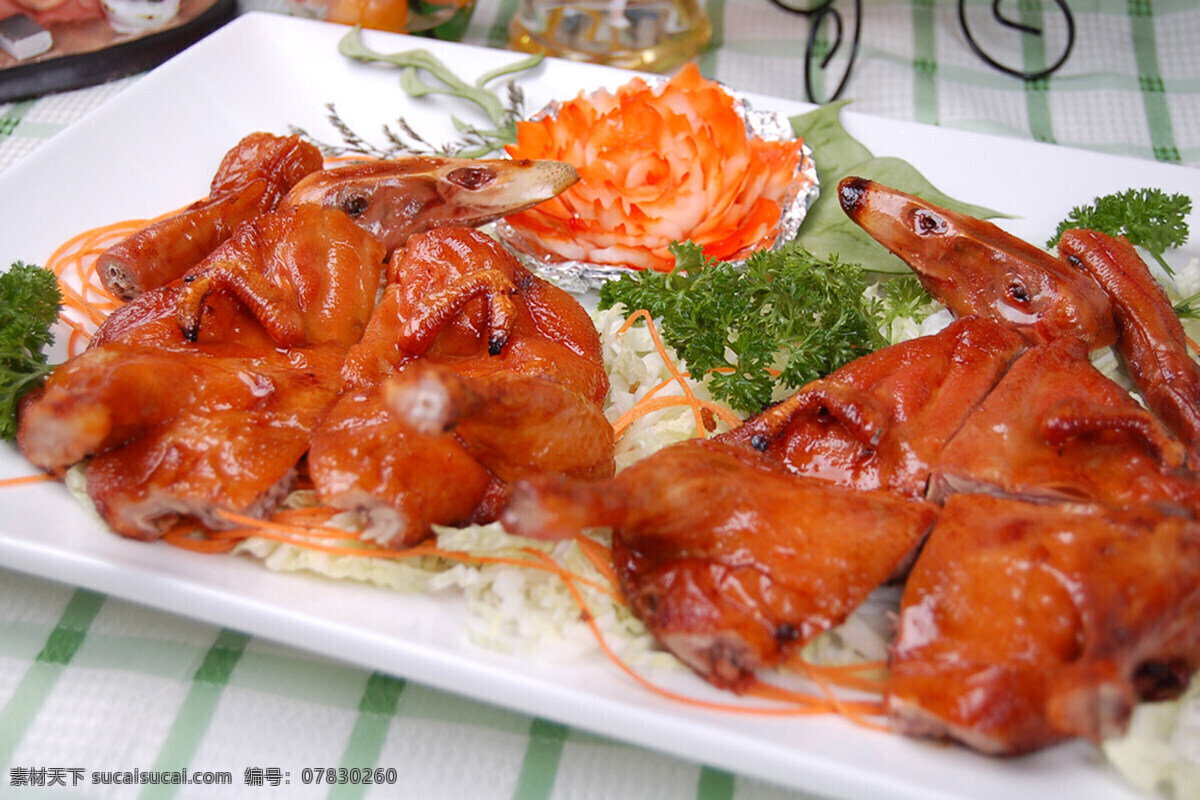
top-left (97, 133), bottom-right (324, 300)
top-left (1058, 229), bottom-right (1200, 463)
top-left (503, 438), bottom-right (938, 692)
top-left (889, 493), bottom-right (1200, 755)
top-left (384, 363), bottom-right (615, 485)
top-left (308, 227), bottom-right (613, 548)
top-left (729, 316), bottom-right (1023, 497)
top-left (18, 206), bottom-right (387, 539)
top-left (931, 341), bottom-right (1200, 513)
top-left (83, 344), bottom-right (349, 539)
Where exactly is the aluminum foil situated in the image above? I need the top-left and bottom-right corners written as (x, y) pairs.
top-left (495, 83), bottom-right (821, 294)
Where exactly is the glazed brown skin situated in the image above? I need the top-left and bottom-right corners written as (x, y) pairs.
top-left (1059, 229), bottom-right (1200, 463)
top-left (18, 207), bottom-right (386, 539)
top-left (838, 177), bottom-right (1117, 353)
top-left (385, 363), bottom-right (615, 486)
top-left (172, 206), bottom-right (383, 349)
top-left (504, 438), bottom-right (937, 691)
top-left (95, 145), bottom-right (577, 301)
top-left (308, 227), bottom-right (613, 548)
top-left (735, 316), bottom-right (1023, 497)
top-left (97, 133), bottom-right (324, 300)
top-left (890, 494), bottom-right (1200, 755)
top-left (931, 341), bottom-right (1200, 513)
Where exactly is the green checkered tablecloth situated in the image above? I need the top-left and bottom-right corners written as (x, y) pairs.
top-left (1, 2), bottom-right (1198, 799)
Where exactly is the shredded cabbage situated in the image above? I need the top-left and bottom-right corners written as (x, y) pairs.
top-left (1104, 679), bottom-right (1200, 800)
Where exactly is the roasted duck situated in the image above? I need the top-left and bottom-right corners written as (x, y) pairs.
top-left (505, 436), bottom-right (937, 691)
top-left (750, 316), bottom-right (1023, 497)
top-left (929, 339), bottom-right (1200, 513)
top-left (20, 148), bottom-right (582, 541)
top-left (890, 493), bottom-right (1200, 755)
top-left (1059, 228), bottom-right (1200, 460)
top-left (843, 180), bottom-right (1200, 755)
top-left (20, 206), bottom-right (386, 538)
top-left (308, 226), bottom-right (614, 548)
top-left (281, 156), bottom-right (579, 252)
top-left (502, 176), bottom-right (1200, 757)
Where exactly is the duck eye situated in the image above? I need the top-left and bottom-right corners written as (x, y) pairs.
top-left (446, 167), bottom-right (496, 191)
top-left (1008, 280), bottom-right (1031, 304)
top-left (913, 209), bottom-right (947, 235)
top-left (341, 195), bottom-right (370, 217)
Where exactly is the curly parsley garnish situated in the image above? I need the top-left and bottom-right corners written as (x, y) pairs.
top-left (0, 262), bottom-right (62, 440)
top-left (599, 242), bottom-right (889, 414)
top-left (1048, 187), bottom-right (1191, 275)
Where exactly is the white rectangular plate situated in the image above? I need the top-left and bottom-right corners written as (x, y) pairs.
top-left (2, 13), bottom-right (1197, 800)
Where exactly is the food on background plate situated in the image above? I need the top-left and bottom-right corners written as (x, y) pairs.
top-left (0, 0), bottom-right (184, 68)
top-left (0, 0), bottom-right (103, 27)
top-left (499, 63), bottom-right (812, 276)
top-left (0, 13), bottom-right (51, 59)
top-left (98, 0), bottom-right (180, 33)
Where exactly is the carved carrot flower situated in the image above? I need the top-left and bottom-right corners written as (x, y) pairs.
top-left (501, 63), bottom-right (808, 273)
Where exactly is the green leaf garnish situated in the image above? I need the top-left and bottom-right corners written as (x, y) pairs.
top-left (322, 27), bottom-right (543, 158)
top-left (789, 103), bottom-right (1011, 274)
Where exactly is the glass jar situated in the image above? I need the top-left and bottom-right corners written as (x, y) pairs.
top-left (508, 0), bottom-right (712, 72)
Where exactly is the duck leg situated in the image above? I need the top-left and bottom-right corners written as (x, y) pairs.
top-left (503, 438), bottom-right (938, 691)
top-left (97, 133), bottom-right (324, 299)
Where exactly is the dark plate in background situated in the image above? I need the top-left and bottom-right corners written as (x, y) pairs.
top-left (0, 0), bottom-right (235, 102)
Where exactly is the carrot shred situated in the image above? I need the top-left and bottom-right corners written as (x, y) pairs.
top-left (210, 509), bottom-right (615, 598)
top-left (161, 524), bottom-right (240, 554)
top-left (572, 532), bottom-right (620, 590)
top-left (611, 394), bottom-right (740, 439)
top-left (44, 206), bottom-right (186, 353)
top-left (611, 309), bottom-right (745, 440)
top-left (0, 473), bottom-right (55, 488)
top-left (532, 546), bottom-right (878, 719)
top-left (777, 656), bottom-right (889, 694)
top-left (618, 310), bottom-right (711, 438)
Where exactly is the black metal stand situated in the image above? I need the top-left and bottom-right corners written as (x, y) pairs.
top-left (768, 0), bottom-right (1076, 104)
top-left (958, 0), bottom-right (1076, 81)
